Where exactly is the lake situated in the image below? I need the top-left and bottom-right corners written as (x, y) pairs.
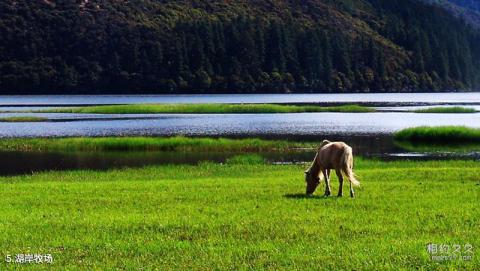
top-left (0, 112), bottom-right (479, 138)
top-left (0, 93), bottom-right (479, 174)
top-left (1, 92), bottom-right (479, 138)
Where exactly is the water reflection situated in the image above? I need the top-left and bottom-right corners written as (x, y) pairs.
top-left (0, 134), bottom-right (477, 176)
top-left (0, 150), bottom-right (312, 176)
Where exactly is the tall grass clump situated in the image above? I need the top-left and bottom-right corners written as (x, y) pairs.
top-left (394, 126), bottom-right (480, 143)
top-left (0, 136), bottom-right (314, 152)
top-left (36, 103), bottom-right (375, 114)
top-left (413, 107), bottom-right (477, 113)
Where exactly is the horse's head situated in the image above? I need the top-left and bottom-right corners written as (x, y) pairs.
top-left (305, 170), bottom-right (320, 195)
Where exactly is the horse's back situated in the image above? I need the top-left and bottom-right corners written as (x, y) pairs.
top-left (319, 141), bottom-right (351, 153)
top-left (317, 141), bottom-right (352, 169)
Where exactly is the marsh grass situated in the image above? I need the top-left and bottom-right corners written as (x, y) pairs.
top-left (0, 116), bottom-right (47, 122)
top-left (394, 140), bottom-right (480, 152)
top-left (35, 103), bottom-right (375, 114)
top-left (0, 159), bottom-right (478, 269)
top-left (0, 136), bottom-right (314, 152)
top-left (394, 126), bottom-right (480, 143)
top-left (225, 154), bottom-right (266, 165)
top-left (413, 107), bottom-right (477, 113)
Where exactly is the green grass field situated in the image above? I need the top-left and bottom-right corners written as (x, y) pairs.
top-left (0, 116), bottom-right (47, 122)
top-left (413, 107), bottom-right (477, 114)
top-left (0, 157), bottom-right (478, 270)
top-left (394, 126), bottom-right (480, 143)
top-left (32, 103), bottom-right (374, 114)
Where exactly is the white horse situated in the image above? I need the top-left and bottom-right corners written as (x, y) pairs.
top-left (305, 140), bottom-right (360, 197)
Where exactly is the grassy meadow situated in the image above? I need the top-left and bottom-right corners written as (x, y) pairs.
top-left (32, 103), bottom-right (375, 114)
top-left (0, 157), bottom-right (478, 270)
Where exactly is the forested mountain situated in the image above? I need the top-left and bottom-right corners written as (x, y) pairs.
top-left (0, 0), bottom-right (479, 94)
top-left (423, 0), bottom-right (480, 27)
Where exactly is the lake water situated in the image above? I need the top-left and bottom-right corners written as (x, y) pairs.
top-left (0, 112), bottom-right (479, 138)
top-left (1, 92), bottom-right (480, 106)
top-left (0, 93), bottom-right (479, 175)
top-left (1, 92), bottom-right (479, 138)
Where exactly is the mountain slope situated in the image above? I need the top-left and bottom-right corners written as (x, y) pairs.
top-left (0, 0), bottom-right (479, 94)
top-left (422, 0), bottom-right (480, 27)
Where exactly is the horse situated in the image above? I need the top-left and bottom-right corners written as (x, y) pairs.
top-left (304, 140), bottom-right (360, 197)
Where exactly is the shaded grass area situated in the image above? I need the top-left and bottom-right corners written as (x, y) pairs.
top-left (0, 159), bottom-right (478, 269)
top-left (0, 116), bottom-right (47, 122)
top-left (413, 107), bottom-right (477, 113)
top-left (0, 136), bottom-right (315, 152)
top-left (394, 126), bottom-right (480, 143)
top-left (34, 103), bottom-right (375, 114)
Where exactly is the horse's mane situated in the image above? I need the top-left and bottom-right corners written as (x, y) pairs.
top-left (307, 140), bottom-right (331, 177)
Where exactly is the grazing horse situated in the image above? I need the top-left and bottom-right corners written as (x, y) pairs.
top-left (304, 140), bottom-right (360, 197)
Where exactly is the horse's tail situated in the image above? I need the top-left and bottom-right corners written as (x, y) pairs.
top-left (341, 146), bottom-right (360, 187)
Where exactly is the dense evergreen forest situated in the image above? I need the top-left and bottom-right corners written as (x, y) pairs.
top-left (0, 0), bottom-right (479, 94)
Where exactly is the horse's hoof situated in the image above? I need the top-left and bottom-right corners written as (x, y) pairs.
top-left (337, 194), bottom-right (343, 197)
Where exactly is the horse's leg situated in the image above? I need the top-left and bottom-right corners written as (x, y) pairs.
top-left (349, 179), bottom-right (355, 198)
top-left (323, 169), bottom-right (331, 196)
top-left (336, 169), bottom-right (343, 197)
